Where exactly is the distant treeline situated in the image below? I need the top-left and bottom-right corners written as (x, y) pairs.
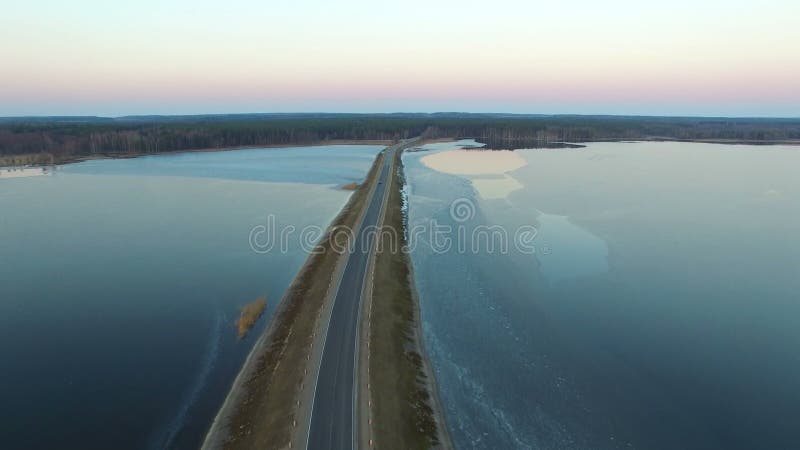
top-left (1, 113), bottom-right (799, 163)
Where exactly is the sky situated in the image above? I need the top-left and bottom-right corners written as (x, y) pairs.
top-left (1, 0), bottom-right (799, 117)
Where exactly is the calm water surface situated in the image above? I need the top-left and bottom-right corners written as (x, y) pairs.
top-left (404, 141), bottom-right (800, 449)
top-left (0, 145), bottom-right (382, 449)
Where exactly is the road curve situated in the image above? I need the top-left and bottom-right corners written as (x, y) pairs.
top-left (306, 139), bottom-right (413, 450)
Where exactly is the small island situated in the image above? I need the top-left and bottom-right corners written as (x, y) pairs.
top-left (236, 297), bottom-right (267, 339)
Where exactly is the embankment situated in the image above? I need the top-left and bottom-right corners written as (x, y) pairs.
top-left (201, 150), bottom-right (386, 450)
top-left (365, 146), bottom-right (452, 448)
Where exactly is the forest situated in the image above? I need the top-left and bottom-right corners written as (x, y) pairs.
top-left (1, 113), bottom-right (799, 164)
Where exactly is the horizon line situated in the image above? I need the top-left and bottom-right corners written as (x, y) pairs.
top-left (2, 111), bottom-right (800, 121)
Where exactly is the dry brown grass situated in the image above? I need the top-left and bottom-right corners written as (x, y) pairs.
top-left (0, 153), bottom-right (55, 167)
top-left (340, 182), bottom-right (360, 191)
top-left (369, 147), bottom-right (448, 449)
top-left (236, 297), bottom-right (267, 339)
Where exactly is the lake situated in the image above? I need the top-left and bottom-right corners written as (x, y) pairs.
top-left (0, 145), bottom-right (383, 449)
top-left (403, 140), bottom-right (800, 449)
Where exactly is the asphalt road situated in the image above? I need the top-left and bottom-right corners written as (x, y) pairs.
top-left (306, 141), bottom-right (405, 450)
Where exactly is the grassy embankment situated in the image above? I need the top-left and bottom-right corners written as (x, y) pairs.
top-left (368, 148), bottom-right (448, 448)
top-left (236, 297), bottom-right (267, 339)
top-left (213, 150), bottom-right (386, 450)
top-left (0, 153), bottom-right (55, 167)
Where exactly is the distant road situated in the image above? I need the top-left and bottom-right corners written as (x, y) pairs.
top-left (306, 139), bottom-right (416, 450)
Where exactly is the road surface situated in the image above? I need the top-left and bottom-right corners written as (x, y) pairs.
top-left (306, 140), bottom-right (411, 450)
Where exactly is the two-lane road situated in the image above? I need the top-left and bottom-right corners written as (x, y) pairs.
top-left (306, 140), bottom-right (412, 450)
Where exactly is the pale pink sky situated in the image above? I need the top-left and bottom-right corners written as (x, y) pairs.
top-left (2, 0), bottom-right (798, 116)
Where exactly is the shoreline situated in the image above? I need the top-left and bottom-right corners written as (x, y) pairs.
top-left (401, 143), bottom-right (453, 448)
top-left (363, 142), bottom-right (453, 448)
top-left (581, 137), bottom-right (800, 145)
top-left (0, 166), bottom-right (51, 179)
top-left (2, 135), bottom-right (796, 171)
top-left (401, 153), bottom-right (454, 448)
top-left (0, 139), bottom-right (395, 168)
top-left (201, 146), bottom-right (388, 449)
top-left (407, 237), bottom-right (454, 449)
top-left (201, 139), bottom-right (452, 449)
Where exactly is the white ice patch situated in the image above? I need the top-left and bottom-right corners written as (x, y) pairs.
top-left (0, 166), bottom-right (51, 179)
top-left (420, 150), bottom-right (528, 200)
